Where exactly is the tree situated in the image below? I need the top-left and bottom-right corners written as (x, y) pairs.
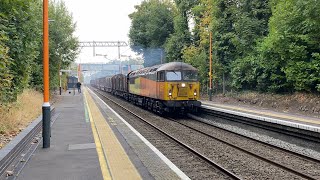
top-left (230, 0), bottom-right (272, 91)
top-left (0, 17), bottom-right (13, 103)
top-left (31, 1), bottom-right (79, 89)
top-left (129, 0), bottom-right (174, 66)
top-left (165, 0), bottom-right (198, 61)
top-left (165, 28), bottom-right (188, 62)
top-left (182, 45), bottom-right (208, 87)
top-left (0, 0), bottom-right (78, 103)
top-left (0, 0), bottom-right (42, 101)
top-left (181, 0), bottom-right (211, 89)
top-left (48, 1), bottom-right (79, 89)
top-left (252, 0), bottom-right (320, 92)
top-left (233, 0), bottom-right (271, 58)
top-left (211, 0), bottom-right (237, 71)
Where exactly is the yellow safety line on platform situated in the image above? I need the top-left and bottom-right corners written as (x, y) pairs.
top-left (204, 102), bottom-right (320, 125)
top-left (85, 88), bottom-right (142, 180)
top-left (84, 89), bottom-right (112, 180)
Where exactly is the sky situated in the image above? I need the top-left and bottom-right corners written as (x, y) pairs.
top-left (63, 0), bottom-right (143, 63)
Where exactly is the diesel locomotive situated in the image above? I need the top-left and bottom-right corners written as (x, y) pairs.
top-left (91, 62), bottom-right (201, 113)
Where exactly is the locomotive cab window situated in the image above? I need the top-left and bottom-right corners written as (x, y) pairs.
top-left (157, 71), bottom-right (165, 81)
top-left (183, 71), bottom-right (198, 81)
top-left (166, 71), bottom-right (182, 81)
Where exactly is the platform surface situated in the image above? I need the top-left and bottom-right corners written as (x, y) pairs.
top-left (15, 88), bottom-right (187, 180)
top-left (17, 91), bottom-right (103, 180)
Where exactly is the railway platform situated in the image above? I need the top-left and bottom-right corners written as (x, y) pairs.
top-left (201, 100), bottom-right (320, 132)
top-left (14, 90), bottom-right (105, 180)
top-left (3, 87), bottom-right (320, 179)
top-left (8, 87), bottom-right (187, 180)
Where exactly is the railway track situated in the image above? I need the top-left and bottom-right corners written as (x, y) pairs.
top-left (0, 121), bottom-right (42, 179)
top-left (0, 108), bottom-right (58, 179)
top-left (92, 88), bottom-right (241, 179)
top-left (92, 88), bottom-right (320, 179)
top-left (201, 106), bottom-right (320, 143)
top-left (188, 113), bottom-right (320, 163)
top-left (173, 116), bottom-right (320, 180)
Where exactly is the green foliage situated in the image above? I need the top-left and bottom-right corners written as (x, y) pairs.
top-left (211, 0), bottom-right (237, 68)
top-left (182, 46), bottom-right (207, 85)
top-left (0, 17), bottom-right (13, 104)
top-left (134, 0), bottom-right (320, 94)
top-left (175, 0), bottom-right (210, 87)
top-left (284, 54), bottom-right (320, 92)
top-left (231, 55), bottom-right (262, 90)
top-left (30, 1), bottom-right (79, 90)
top-left (233, 0), bottom-right (271, 58)
top-left (165, 30), bottom-right (189, 61)
top-left (212, 0), bottom-right (271, 71)
top-left (129, 0), bottom-right (174, 66)
top-left (0, 0), bottom-right (42, 100)
top-left (49, 1), bottom-right (79, 89)
top-left (129, 0), bottom-right (174, 48)
top-left (165, 0), bottom-right (197, 61)
top-left (0, 0), bottom-right (78, 103)
top-left (256, 0), bottom-right (320, 92)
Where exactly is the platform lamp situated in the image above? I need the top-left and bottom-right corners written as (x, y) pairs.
top-left (42, 0), bottom-right (51, 148)
top-left (78, 64), bottom-right (81, 82)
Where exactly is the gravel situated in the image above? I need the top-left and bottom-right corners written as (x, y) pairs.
top-left (95, 90), bottom-right (231, 179)
top-left (192, 114), bottom-right (320, 161)
top-left (180, 116), bottom-right (320, 179)
top-left (0, 134), bottom-right (14, 149)
top-left (94, 89), bottom-right (320, 179)
top-left (149, 118), bottom-right (305, 180)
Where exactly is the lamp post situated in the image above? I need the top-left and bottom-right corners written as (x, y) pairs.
top-left (59, 71), bottom-right (62, 95)
top-left (78, 63), bottom-right (81, 82)
top-left (42, 0), bottom-right (50, 148)
top-left (209, 31), bottom-right (213, 101)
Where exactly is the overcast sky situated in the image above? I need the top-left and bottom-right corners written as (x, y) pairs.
top-left (63, 0), bottom-right (143, 63)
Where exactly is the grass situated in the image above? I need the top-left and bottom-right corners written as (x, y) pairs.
top-left (0, 89), bottom-right (43, 135)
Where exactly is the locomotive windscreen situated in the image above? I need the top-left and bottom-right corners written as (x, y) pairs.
top-left (166, 71), bottom-right (182, 81)
top-left (183, 71), bottom-right (198, 81)
top-left (165, 70), bottom-right (198, 81)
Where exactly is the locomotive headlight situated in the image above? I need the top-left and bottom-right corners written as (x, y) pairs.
top-left (169, 90), bottom-right (172, 96)
top-left (194, 91), bottom-right (197, 96)
top-left (181, 83), bottom-right (186, 87)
